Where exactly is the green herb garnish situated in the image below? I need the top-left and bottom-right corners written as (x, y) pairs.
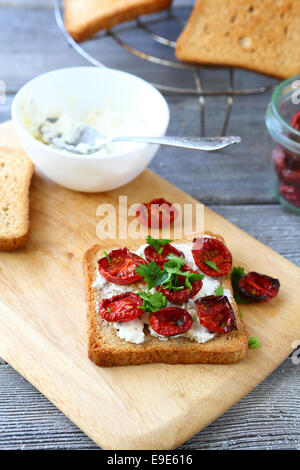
top-left (136, 262), bottom-right (168, 290)
top-left (138, 291), bottom-right (167, 313)
top-left (103, 250), bottom-right (111, 263)
top-left (146, 235), bottom-right (172, 254)
top-left (163, 255), bottom-right (203, 291)
top-left (248, 337), bottom-right (261, 349)
top-left (107, 307), bottom-right (111, 313)
top-left (164, 253), bottom-right (186, 269)
top-left (214, 285), bottom-right (224, 296)
top-left (136, 255), bottom-right (203, 292)
top-left (231, 266), bottom-right (250, 304)
top-left (203, 260), bottom-right (219, 272)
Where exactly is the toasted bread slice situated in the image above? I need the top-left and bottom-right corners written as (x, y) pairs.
top-left (83, 235), bottom-right (248, 367)
top-left (65, 0), bottom-right (173, 42)
top-left (0, 147), bottom-right (34, 251)
top-left (176, 0), bottom-right (300, 79)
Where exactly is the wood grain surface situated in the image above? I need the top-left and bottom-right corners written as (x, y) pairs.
top-left (1, 0), bottom-right (300, 451)
top-left (0, 121), bottom-right (300, 449)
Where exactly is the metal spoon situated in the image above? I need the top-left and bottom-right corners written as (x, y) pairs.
top-left (40, 118), bottom-right (241, 154)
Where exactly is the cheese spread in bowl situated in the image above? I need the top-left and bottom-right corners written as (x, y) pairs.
top-left (12, 67), bottom-right (169, 192)
top-left (21, 102), bottom-right (151, 157)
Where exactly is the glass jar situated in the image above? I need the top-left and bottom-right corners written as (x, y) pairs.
top-left (265, 74), bottom-right (300, 214)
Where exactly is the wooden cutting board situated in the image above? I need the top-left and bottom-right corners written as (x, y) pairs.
top-left (0, 120), bottom-right (300, 450)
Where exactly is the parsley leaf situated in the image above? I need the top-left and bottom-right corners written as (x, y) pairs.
top-left (230, 266), bottom-right (250, 304)
top-left (146, 235), bottom-right (172, 254)
top-left (163, 255), bottom-right (203, 290)
top-left (248, 336), bottom-right (261, 349)
top-left (184, 272), bottom-right (204, 289)
top-left (203, 260), bottom-right (219, 272)
top-left (135, 262), bottom-right (168, 290)
top-left (138, 291), bottom-right (167, 313)
top-left (136, 254), bottom-right (203, 293)
top-left (214, 285), bottom-right (224, 296)
top-left (165, 253), bottom-right (186, 269)
top-left (103, 250), bottom-right (111, 263)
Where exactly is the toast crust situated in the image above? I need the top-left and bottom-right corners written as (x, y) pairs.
top-left (83, 234), bottom-right (248, 367)
top-left (0, 232), bottom-right (30, 251)
top-left (0, 147), bottom-right (34, 251)
top-left (175, 0), bottom-right (300, 80)
top-left (65, 0), bottom-right (173, 42)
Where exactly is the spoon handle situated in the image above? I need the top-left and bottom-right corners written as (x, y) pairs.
top-left (112, 135), bottom-right (241, 151)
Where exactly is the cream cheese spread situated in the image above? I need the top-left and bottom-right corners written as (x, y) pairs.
top-left (21, 99), bottom-right (149, 156)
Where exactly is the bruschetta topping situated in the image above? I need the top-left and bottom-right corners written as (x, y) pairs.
top-left (195, 295), bottom-right (237, 334)
top-left (136, 198), bottom-right (178, 228)
top-left (149, 307), bottom-right (193, 336)
top-left (98, 247), bottom-right (146, 285)
top-left (192, 237), bottom-right (232, 277)
top-left (136, 253), bottom-right (204, 305)
top-left (138, 291), bottom-right (167, 313)
top-left (144, 235), bottom-right (183, 268)
top-left (156, 265), bottom-right (203, 305)
top-left (98, 292), bottom-right (143, 322)
top-left (237, 272), bottom-right (280, 303)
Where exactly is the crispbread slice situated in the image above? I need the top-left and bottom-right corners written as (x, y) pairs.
top-left (83, 235), bottom-right (248, 367)
top-left (176, 0), bottom-right (300, 79)
top-left (0, 147), bottom-right (34, 251)
top-left (65, 0), bottom-right (173, 42)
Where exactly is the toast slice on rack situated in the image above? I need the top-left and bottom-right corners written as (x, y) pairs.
top-left (65, 0), bottom-right (173, 42)
top-left (175, 0), bottom-right (300, 79)
top-left (0, 147), bottom-right (34, 251)
top-left (83, 235), bottom-right (248, 367)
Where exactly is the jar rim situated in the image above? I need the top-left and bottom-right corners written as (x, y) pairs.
top-left (271, 73), bottom-right (300, 137)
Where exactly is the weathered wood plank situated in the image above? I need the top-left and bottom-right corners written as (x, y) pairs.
top-left (210, 204), bottom-right (300, 266)
top-left (0, 358), bottom-right (299, 450)
top-left (182, 358), bottom-right (300, 450)
top-left (0, 0), bottom-right (53, 8)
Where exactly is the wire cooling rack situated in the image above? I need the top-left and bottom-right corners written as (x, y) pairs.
top-left (54, 0), bottom-right (278, 136)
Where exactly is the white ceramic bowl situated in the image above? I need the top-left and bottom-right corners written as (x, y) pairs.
top-left (11, 67), bottom-right (169, 192)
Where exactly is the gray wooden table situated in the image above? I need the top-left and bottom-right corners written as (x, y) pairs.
top-left (0, 0), bottom-right (299, 450)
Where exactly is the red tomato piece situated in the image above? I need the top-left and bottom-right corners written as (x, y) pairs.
top-left (98, 248), bottom-right (146, 285)
top-left (155, 266), bottom-right (202, 305)
top-left (282, 157), bottom-right (300, 186)
top-left (272, 146), bottom-right (286, 179)
top-left (98, 292), bottom-right (143, 322)
top-left (144, 243), bottom-right (183, 268)
top-left (136, 198), bottom-right (178, 229)
top-left (273, 147), bottom-right (300, 186)
top-left (290, 111), bottom-right (300, 131)
top-left (149, 307), bottom-right (193, 336)
top-left (195, 295), bottom-right (237, 334)
top-left (279, 183), bottom-right (300, 207)
top-left (192, 237), bottom-right (232, 277)
top-left (237, 272), bottom-right (280, 303)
